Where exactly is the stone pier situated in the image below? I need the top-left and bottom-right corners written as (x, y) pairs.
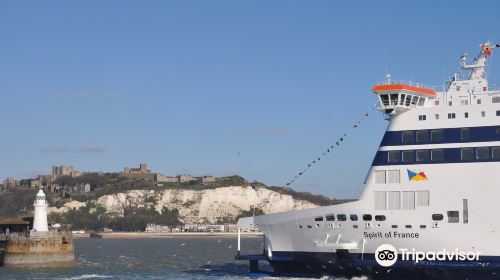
top-left (3, 232), bottom-right (74, 267)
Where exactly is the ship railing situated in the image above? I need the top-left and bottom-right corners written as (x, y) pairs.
top-left (376, 80), bottom-right (440, 91)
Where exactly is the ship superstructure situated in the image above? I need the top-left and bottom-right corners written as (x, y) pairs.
top-left (237, 43), bottom-right (500, 279)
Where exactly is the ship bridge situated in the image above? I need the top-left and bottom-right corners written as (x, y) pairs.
top-left (373, 78), bottom-right (437, 115)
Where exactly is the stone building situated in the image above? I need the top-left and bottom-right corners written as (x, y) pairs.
top-left (178, 174), bottom-right (193, 183)
top-left (3, 178), bottom-right (19, 189)
top-left (52, 165), bottom-right (80, 181)
top-left (123, 163), bottom-right (150, 174)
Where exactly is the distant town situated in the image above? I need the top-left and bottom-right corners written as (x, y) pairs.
top-left (1, 163), bottom-right (217, 198)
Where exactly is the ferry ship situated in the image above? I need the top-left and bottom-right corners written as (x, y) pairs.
top-left (237, 42), bottom-right (500, 279)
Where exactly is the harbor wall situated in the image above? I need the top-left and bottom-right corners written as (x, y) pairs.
top-left (3, 232), bottom-right (74, 267)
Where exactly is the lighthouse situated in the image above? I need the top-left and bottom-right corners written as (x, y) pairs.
top-left (33, 188), bottom-right (49, 232)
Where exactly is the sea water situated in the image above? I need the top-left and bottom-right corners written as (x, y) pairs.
top-left (0, 236), bottom-right (355, 280)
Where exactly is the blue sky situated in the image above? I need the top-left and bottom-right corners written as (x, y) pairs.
top-left (1, 1), bottom-right (500, 198)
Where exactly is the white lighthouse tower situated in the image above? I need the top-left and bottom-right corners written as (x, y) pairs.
top-left (33, 188), bottom-right (49, 232)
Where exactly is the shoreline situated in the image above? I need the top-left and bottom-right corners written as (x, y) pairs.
top-left (73, 231), bottom-right (263, 239)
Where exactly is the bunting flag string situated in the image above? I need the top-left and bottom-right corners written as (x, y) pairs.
top-left (285, 108), bottom-right (375, 186)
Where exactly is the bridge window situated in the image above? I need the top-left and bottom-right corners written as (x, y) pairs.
top-left (492, 147), bottom-right (500, 160)
top-left (461, 148), bottom-right (474, 160)
top-left (390, 94), bottom-right (398, 105)
top-left (431, 149), bottom-right (445, 161)
top-left (411, 96), bottom-right (418, 106)
top-left (399, 94), bottom-right (406, 105)
top-left (416, 150), bottom-right (430, 162)
top-left (430, 129), bottom-right (444, 142)
top-left (402, 131), bottom-right (415, 143)
top-left (388, 151), bottom-right (400, 163)
top-left (405, 95), bottom-right (412, 106)
top-left (418, 97), bottom-right (426, 106)
top-left (461, 128), bottom-right (470, 140)
top-left (477, 147), bottom-right (490, 160)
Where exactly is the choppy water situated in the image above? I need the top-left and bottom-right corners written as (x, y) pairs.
top-left (0, 236), bottom-right (358, 280)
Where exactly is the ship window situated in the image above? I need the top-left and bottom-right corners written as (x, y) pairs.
top-left (420, 225), bottom-right (427, 229)
top-left (388, 191), bottom-right (401, 210)
top-left (418, 97), bottom-right (426, 106)
top-left (362, 214), bottom-right (372, 221)
top-left (431, 149), bottom-right (445, 161)
top-left (448, 101), bottom-right (452, 106)
top-left (314, 216), bottom-right (324, 222)
top-left (307, 225), bottom-right (313, 228)
top-left (416, 130), bottom-right (429, 142)
top-left (492, 96), bottom-right (500, 103)
top-left (337, 214), bottom-right (347, 221)
top-left (416, 191), bottom-right (430, 206)
top-left (492, 147), bottom-right (500, 160)
top-left (325, 214), bottom-right (335, 221)
top-left (461, 128), bottom-right (470, 140)
top-left (465, 112), bottom-right (469, 118)
top-left (496, 127), bottom-right (500, 134)
top-left (477, 99), bottom-right (482, 105)
top-left (416, 150), bottom-right (430, 162)
top-left (461, 148), bottom-right (474, 160)
top-left (388, 151), bottom-right (400, 163)
top-left (402, 131), bottom-right (415, 143)
top-left (418, 115), bottom-right (427, 121)
top-left (435, 114), bottom-right (440, 120)
top-left (399, 94), bottom-right (406, 105)
top-left (374, 170), bottom-right (386, 184)
top-left (392, 225), bottom-right (398, 228)
top-left (405, 225), bottom-right (412, 229)
top-left (387, 170), bottom-right (400, 183)
top-left (432, 214), bottom-right (444, 221)
top-left (461, 100), bottom-right (469, 105)
top-left (390, 94), bottom-right (398, 105)
top-left (411, 96), bottom-right (418, 106)
top-left (430, 130), bottom-right (444, 142)
top-left (405, 95), bottom-right (412, 106)
top-left (299, 225), bottom-right (303, 228)
top-left (481, 111), bottom-right (486, 117)
top-left (447, 211), bottom-right (459, 223)
top-left (353, 225), bottom-right (358, 229)
top-left (350, 214), bottom-right (358, 221)
top-left (476, 147), bottom-right (490, 160)
top-left (402, 191), bottom-right (415, 210)
top-left (496, 110), bottom-right (500, 116)
top-left (402, 150), bottom-right (415, 163)
top-left (374, 191), bottom-right (387, 210)
top-left (447, 113), bottom-right (456, 119)
top-left (380, 95), bottom-right (389, 106)
top-left (375, 215), bottom-right (386, 221)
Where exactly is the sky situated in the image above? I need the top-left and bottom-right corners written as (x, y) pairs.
top-left (1, 1), bottom-right (500, 199)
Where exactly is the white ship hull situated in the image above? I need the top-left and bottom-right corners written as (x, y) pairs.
top-left (237, 43), bottom-right (500, 279)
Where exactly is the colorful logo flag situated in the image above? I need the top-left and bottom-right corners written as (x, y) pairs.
top-left (407, 169), bottom-right (428, 181)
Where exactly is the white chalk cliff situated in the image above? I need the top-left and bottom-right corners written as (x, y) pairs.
top-left (50, 186), bottom-right (318, 224)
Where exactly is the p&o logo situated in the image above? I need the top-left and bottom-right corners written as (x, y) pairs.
top-left (375, 244), bottom-right (398, 267)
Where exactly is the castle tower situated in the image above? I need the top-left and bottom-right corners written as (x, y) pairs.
top-left (33, 188), bottom-right (49, 232)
